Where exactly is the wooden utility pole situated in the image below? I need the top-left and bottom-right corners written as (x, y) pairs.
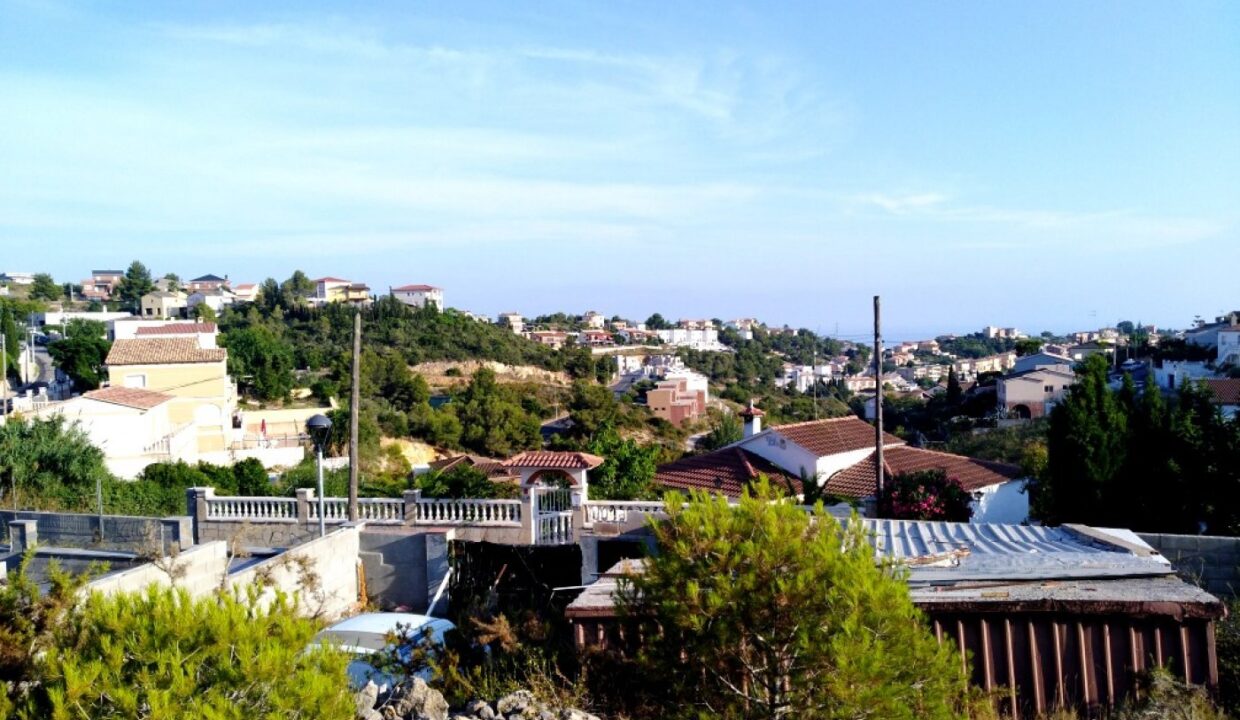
top-left (348, 309), bottom-right (361, 521)
top-left (873, 295), bottom-right (884, 498)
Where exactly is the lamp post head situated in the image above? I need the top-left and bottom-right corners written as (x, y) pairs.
top-left (306, 413), bottom-right (332, 450)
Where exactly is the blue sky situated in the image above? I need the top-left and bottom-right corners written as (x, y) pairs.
top-left (2, 1), bottom-right (1237, 340)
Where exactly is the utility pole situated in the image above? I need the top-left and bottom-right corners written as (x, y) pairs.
top-left (348, 308), bottom-right (361, 521)
top-left (874, 296), bottom-right (884, 499)
top-left (1, 331), bottom-right (6, 422)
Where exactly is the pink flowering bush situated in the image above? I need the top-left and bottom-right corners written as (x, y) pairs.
top-left (878, 469), bottom-right (973, 522)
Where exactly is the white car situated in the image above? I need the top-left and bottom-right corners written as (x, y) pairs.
top-left (311, 612), bottom-right (456, 692)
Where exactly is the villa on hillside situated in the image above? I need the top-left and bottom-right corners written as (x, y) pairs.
top-left (655, 406), bottom-right (1027, 523)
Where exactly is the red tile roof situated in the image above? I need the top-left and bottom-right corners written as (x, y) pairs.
top-left (105, 338), bottom-right (227, 366)
top-left (313, 276), bottom-right (350, 283)
top-left (392, 284), bottom-right (441, 292)
top-left (824, 446), bottom-right (1022, 499)
top-left (83, 386), bottom-right (174, 411)
top-left (771, 416), bottom-right (903, 456)
top-left (1203, 379), bottom-right (1240, 405)
top-left (135, 322), bottom-right (217, 336)
top-left (655, 448), bottom-right (805, 498)
top-left (503, 451), bottom-right (605, 470)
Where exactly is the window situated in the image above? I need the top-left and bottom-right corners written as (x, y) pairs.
top-left (124, 374), bottom-right (147, 389)
top-left (1044, 385), bottom-right (1054, 393)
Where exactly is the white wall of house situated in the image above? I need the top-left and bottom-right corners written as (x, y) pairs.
top-left (1218, 330), bottom-right (1240, 365)
top-left (393, 288), bottom-right (444, 309)
top-left (737, 432), bottom-right (820, 479)
top-left (1154, 360), bottom-right (1215, 390)
top-left (34, 397), bottom-right (193, 479)
top-left (971, 480), bottom-right (1029, 524)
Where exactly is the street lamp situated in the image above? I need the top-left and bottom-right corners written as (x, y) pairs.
top-left (306, 414), bottom-right (333, 538)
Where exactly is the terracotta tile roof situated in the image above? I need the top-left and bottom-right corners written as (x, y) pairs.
top-left (769, 416), bottom-right (903, 457)
top-left (503, 451), bottom-right (605, 470)
top-left (135, 322), bottom-right (217, 336)
top-left (82, 386), bottom-right (174, 410)
top-left (106, 338), bottom-right (227, 366)
top-left (1203, 379), bottom-right (1240, 405)
top-left (313, 276), bottom-right (350, 283)
top-left (655, 448), bottom-right (805, 498)
top-left (392, 284), bottom-right (440, 292)
top-left (824, 446), bottom-right (1022, 498)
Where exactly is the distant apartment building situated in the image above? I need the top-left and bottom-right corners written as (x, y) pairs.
top-left (1012, 351), bottom-right (1074, 375)
top-left (582, 311), bottom-right (606, 330)
top-left (656, 320), bottom-right (721, 350)
top-left (983, 326), bottom-right (1025, 339)
top-left (0, 272), bottom-right (34, 285)
top-left (953, 352), bottom-right (1016, 379)
top-left (187, 274), bottom-right (230, 293)
top-left (311, 277), bottom-right (370, 306)
top-left (81, 270), bottom-right (124, 301)
top-left (646, 375), bottom-right (707, 426)
top-left (725, 318), bottom-right (760, 340)
top-left (997, 367), bottom-right (1076, 419)
top-left (1184, 313), bottom-right (1239, 348)
top-left (578, 330), bottom-right (614, 347)
top-left (528, 330), bottom-right (568, 349)
top-left (231, 283), bottom-right (258, 303)
top-left (391, 284), bottom-right (443, 309)
top-left (187, 287), bottom-right (238, 315)
top-left (139, 290), bottom-right (189, 320)
top-left (497, 313), bottom-right (525, 334)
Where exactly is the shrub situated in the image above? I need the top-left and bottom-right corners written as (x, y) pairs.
top-left (879, 468), bottom-right (974, 522)
top-left (1, 555), bottom-right (352, 718)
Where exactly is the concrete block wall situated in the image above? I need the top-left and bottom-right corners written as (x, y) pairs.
top-left (228, 524), bottom-right (362, 620)
top-left (358, 529), bottom-right (429, 611)
top-left (1139, 533), bottom-right (1240, 598)
top-left (0, 509), bottom-right (182, 552)
top-left (85, 541), bottom-right (230, 598)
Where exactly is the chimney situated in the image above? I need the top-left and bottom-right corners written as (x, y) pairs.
top-left (739, 400), bottom-right (764, 439)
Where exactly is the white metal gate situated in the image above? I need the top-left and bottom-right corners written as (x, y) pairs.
top-left (533, 487), bottom-right (574, 544)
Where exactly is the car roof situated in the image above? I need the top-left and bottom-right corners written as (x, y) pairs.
top-left (325, 613), bottom-right (455, 635)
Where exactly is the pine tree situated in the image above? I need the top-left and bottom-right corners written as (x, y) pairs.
top-left (621, 479), bottom-right (984, 719)
top-left (114, 260), bottom-right (155, 311)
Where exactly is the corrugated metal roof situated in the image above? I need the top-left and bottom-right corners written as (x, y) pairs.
top-left (864, 519), bottom-right (1172, 584)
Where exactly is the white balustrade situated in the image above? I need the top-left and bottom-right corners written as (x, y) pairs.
top-left (584, 501), bottom-right (666, 525)
top-left (415, 498), bottom-right (522, 527)
top-left (206, 496), bottom-right (298, 522)
top-left (537, 511), bottom-right (575, 544)
top-left (357, 498), bottom-right (405, 523)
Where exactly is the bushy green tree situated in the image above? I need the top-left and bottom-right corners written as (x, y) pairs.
top-left (621, 479), bottom-right (982, 719)
top-left (13, 583), bottom-right (353, 719)
top-left (47, 319), bottom-right (111, 390)
top-left (27, 273), bottom-right (60, 302)
top-left (114, 260), bottom-right (155, 312)
top-left (416, 463), bottom-right (515, 499)
top-left (222, 324), bottom-right (295, 400)
top-left (586, 423), bottom-right (659, 500)
top-left (1030, 356), bottom-right (1240, 533)
top-left (701, 411), bottom-right (742, 450)
top-left (0, 416), bottom-right (110, 509)
top-left (453, 368), bottom-right (541, 457)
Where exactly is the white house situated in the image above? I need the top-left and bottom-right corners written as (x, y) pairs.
top-left (1012, 351), bottom-right (1074, 375)
top-left (497, 313), bottom-right (524, 334)
top-left (391, 284), bottom-right (444, 310)
top-left (32, 386), bottom-right (197, 479)
top-left (1218, 328), bottom-right (1240, 366)
top-left (1202, 379), bottom-right (1240, 420)
top-left (997, 367), bottom-right (1077, 419)
top-left (1154, 360), bottom-right (1216, 390)
top-left (655, 412), bottom-right (1027, 524)
top-left (582, 311), bottom-right (606, 330)
top-left (187, 288), bottom-right (237, 315)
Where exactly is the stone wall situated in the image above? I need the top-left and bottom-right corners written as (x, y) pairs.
top-left (1139, 532), bottom-right (1240, 598)
top-left (86, 541), bottom-right (230, 598)
top-left (228, 524), bottom-right (362, 620)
